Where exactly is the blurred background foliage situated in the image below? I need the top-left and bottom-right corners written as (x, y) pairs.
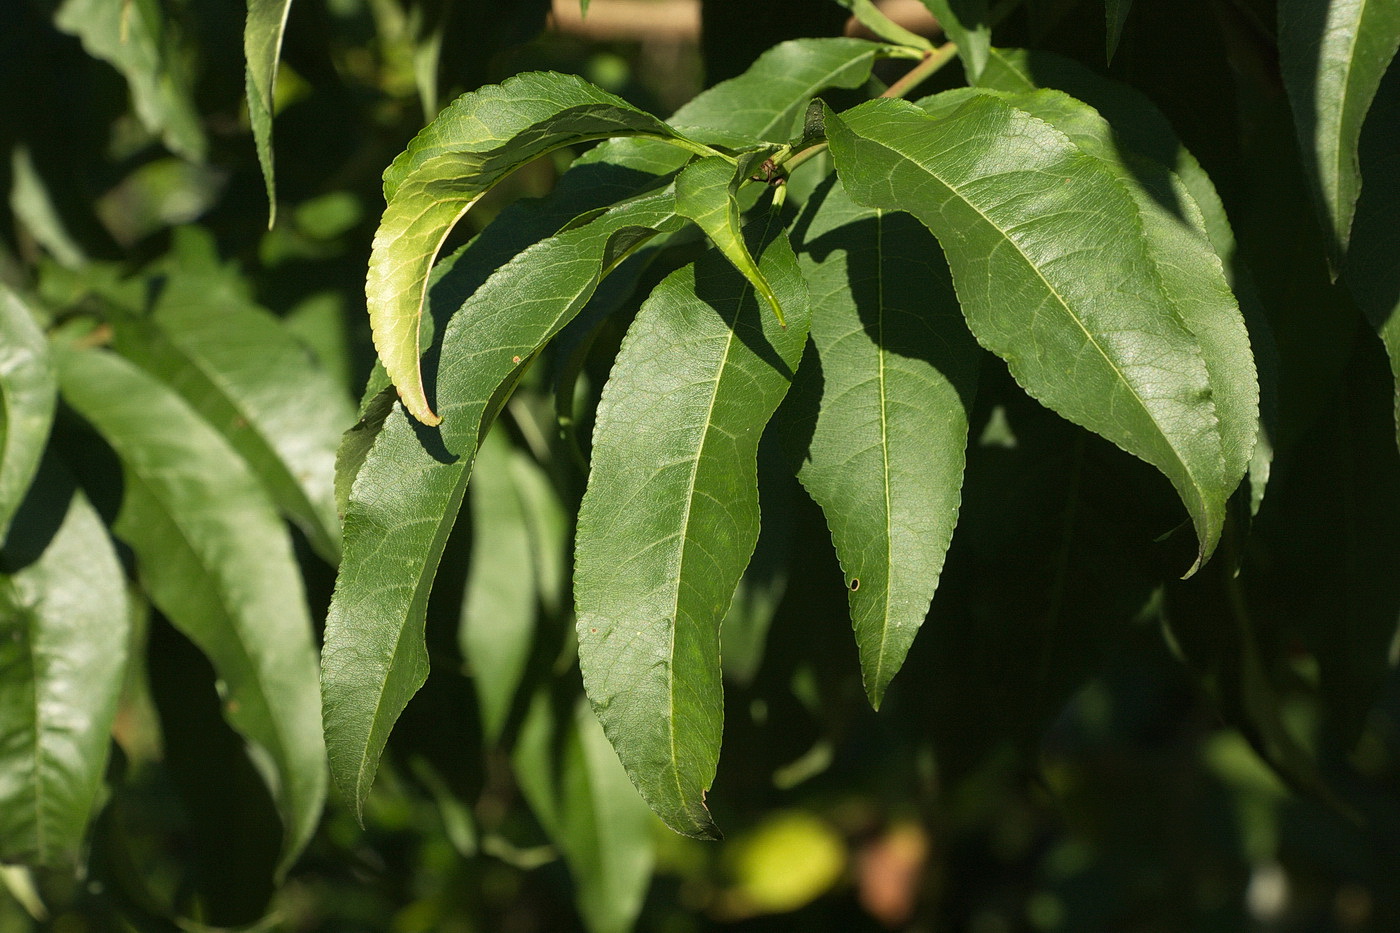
top-left (3, 0), bottom-right (1400, 931)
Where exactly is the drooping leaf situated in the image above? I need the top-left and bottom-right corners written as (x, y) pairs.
top-left (368, 71), bottom-right (705, 426)
top-left (0, 287), bottom-right (56, 542)
top-left (9, 147), bottom-right (86, 269)
top-left (973, 48), bottom-right (1278, 511)
top-left (676, 155), bottom-right (787, 326)
top-left (786, 175), bottom-right (979, 708)
top-left (55, 346), bottom-right (325, 875)
top-left (918, 0), bottom-right (991, 80)
top-left (1105, 0), bottom-right (1132, 62)
top-left (0, 463), bottom-right (129, 867)
top-left (574, 223), bottom-right (810, 839)
top-left (112, 231), bottom-right (354, 563)
top-left (324, 191), bottom-right (683, 818)
top-left (1278, 0), bottom-right (1400, 269)
top-left (832, 0), bottom-right (933, 50)
top-left (244, 0), bottom-right (294, 225)
top-left (53, 0), bottom-right (205, 162)
top-left (826, 95), bottom-right (1252, 572)
top-left (515, 689), bottom-right (657, 933)
top-left (458, 426), bottom-right (537, 745)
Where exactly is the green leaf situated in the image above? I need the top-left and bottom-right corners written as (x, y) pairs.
top-left (244, 0), bottom-right (294, 225)
top-left (0, 463), bottom-right (129, 867)
top-left (973, 48), bottom-right (1278, 511)
top-left (1278, 0), bottom-right (1400, 269)
top-left (833, 0), bottom-right (934, 50)
top-left (514, 690), bottom-right (657, 933)
top-left (53, 0), bottom-right (206, 162)
top-left (827, 95), bottom-right (1253, 571)
top-left (787, 175), bottom-right (979, 708)
top-left (9, 147), bottom-right (86, 269)
top-left (574, 224), bottom-right (810, 839)
top-left (918, 0), bottom-right (991, 79)
top-left (1105, 0), bottom-right (1132, 62)
top-left (324, 190), bottom-right (683, 818)
top-left (676, 155), bottom-right (787, 326)
top-left (112, 232), bottom-right (354, 563)
top-left (0, 287), bottom-right (56, 543)
top-left (458, 427), bottom-right (536, 745)
top-left (368, 71), bottom-right (704, 426)
top-left (55, 347), bottom-right (326, 876)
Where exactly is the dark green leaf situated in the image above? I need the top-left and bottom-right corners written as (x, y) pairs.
top-left (574, 224), bottom-right (810, 838)
top-left (55, 347), bottom-right (325, 876)
top-left (53, 0), bottom-right (205, 162)
top-left (918, 0), bottom-right (991, 79)
top-left (826, 95), bottom-right (1254, 572)
top-left (0, 286), bottom-right (56, 542)
top-left (1105, 0), bottom-right (1132, 62)
top-left (788, 175), bottom-right (979, 708)
top-left (244, 0), bottom-right (294, 224)
top-left (368, 71), bottom-right (706, 426)
top-left (324, 191), bottom-right (683, 818)
top-left (0, 464), bottom-right (128, 867)
top-left (514, 690), bottom-right (656, 933)
top-left (1278, 0), bottom-right (1400, 268)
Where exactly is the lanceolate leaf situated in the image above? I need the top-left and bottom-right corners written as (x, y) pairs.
top-left (459, 427), bottom-right (537, 745)
top-left (918, 0), bottom-right (991, 80)
top-left (53, 0), bottom-right (205, 162)
top-left (368, 71), bottom-right (705, 426)
top-left (0, 287), bottom-right (56, 542)
top-left (827, 96), bottom-right (1248, 571)
top-left (324, 191), bottom-right (683, 817)
top-left (833, 0), bottom-right (934, 51)
top-left (244, 0), bottom-right (294, 225)
top-left (1278, 0), bottom-right (1400, 269)
top-left (112, 256), bottom-right (354, 564)
top-left (574, 226), bottom-right (810, 839)
top-left (788, 176), bottom-right (979, 708)
top-left (0, 464), bottom-right (128, 867)
top-left (676, 155), bottom-right (787, 326)
top-left (1105, 0), bottom-right (1132, 62)
top-left (515, 690), bottom-right (657, 933)
top-left (55, 347), bottom-right (325, 876)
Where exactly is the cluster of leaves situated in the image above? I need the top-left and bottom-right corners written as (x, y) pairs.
top-left (5, 0), bottom-right (1400, 929)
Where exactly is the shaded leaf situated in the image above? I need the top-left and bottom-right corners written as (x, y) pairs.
top-left (574, 225), bottom-right (810, 838)
top-left (55, 347), bottom-right (325, 875)
top-left (53, 0), bottom-right (205, 162)
top-left (0, 463), bottom-right (128, 867)
top-left (324, 191), bottom-right (683, 818)
top-left (244, 0), bottom-right (294, 225)
top-left (1278, 0), bottom-right (1400, 268)
top-left (0, 287), bottom-right (56, 542)
top-left (368, 71), bottom-right (704, 426)
top-left (1105, 0), bottom-right (1132, 62)
top-left (826, 95), bottom-right (1253, 572)
top-left (9, 147), bottom-right (85, 269)
top-left (918, 0), bottom-right (991, 79)
top-left (515, 690), bottom-right (656, 933)
top-left (787, 175), bottom-right (979, 708)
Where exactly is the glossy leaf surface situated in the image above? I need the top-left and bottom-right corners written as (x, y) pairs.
top-left (827, 95), bottom-right (1252, 570)
top-left (1278, 0), bottom-right (1400, 267)
top-left (788, 176), bottom-right (979, 708)
top-left (0, 467), bottom-right (128, 867)
top-left (324, 191), bottom-right (683, 817)
top-left (56, 347), bottom-right (325, 875)
top-left (368, 71), bottom-right (695, 425)
top-left (0, 287), bottom-right (55, 542)
top-left (575, 227), bottom-right (810, 838)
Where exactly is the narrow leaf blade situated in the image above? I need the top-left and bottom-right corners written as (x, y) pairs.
top-left (0, 287), bottom-right (56, 542)
top-left (244, 0), bottom-right (295, 225)
top-left (1105, 0), bottom-right (1132, 61)
top-left (918, 0), bottom-right (991, 79)
top-left (368, 72), bottom-right (691, 425)
top-left (788, 176), bottom-right (979, 708)
top-left (1278, 0), bottom-right (1400, 268)
top-left (575, 226), bottom-right (810, 838)
top-left (0, 465), bottom-right (129, 867)
top-left (55, 347), bottom-right (326, 875)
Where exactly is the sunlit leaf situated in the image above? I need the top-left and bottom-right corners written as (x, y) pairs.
top-left (918, 0), bottom-right (991, 79)
top-left (0, 287), bottom-right (56, 542)
top-left (244, 0), bottom-right (294, 225)
top-left (575, 223), bottom-right (810, 838)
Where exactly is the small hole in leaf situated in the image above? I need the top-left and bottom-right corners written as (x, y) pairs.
top-left (849, 578), bottom-right (860, 592)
